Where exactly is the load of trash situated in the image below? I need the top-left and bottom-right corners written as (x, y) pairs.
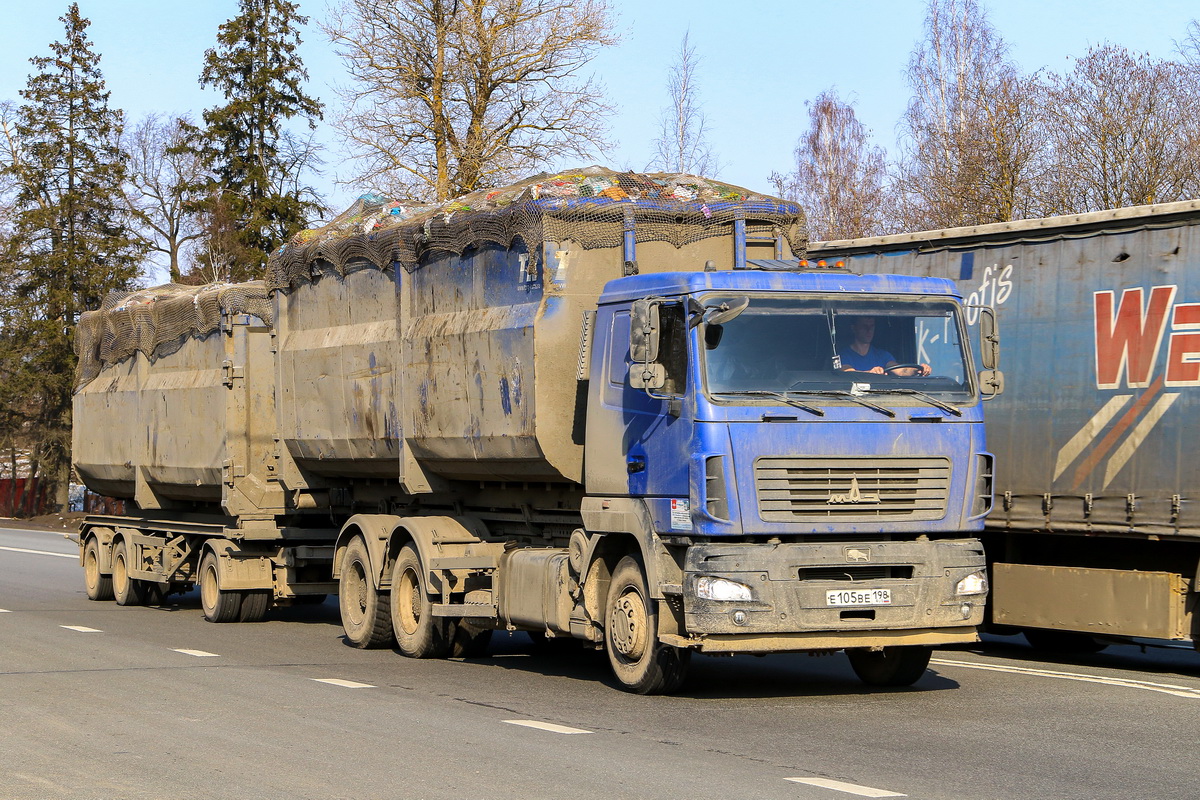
top-left (75, 282), bottom-right (273, 389)
top-left (267, 165), bottom-right (805, 289)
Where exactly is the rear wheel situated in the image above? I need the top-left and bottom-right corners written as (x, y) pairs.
top-left (390, 544), bottom-right (450, 658)
top-left (847, 646), bottom-right (932, 687)
top-left (338, 537), bottom-right (393, 648)
top-left (604, 555), bottom-right (690, 694)
top-left (112, 540), bottom-right (145, 607)
top-left (83, 537), bottom-right (113, 601)
top-left (199, 551), bottom-right (242, 623)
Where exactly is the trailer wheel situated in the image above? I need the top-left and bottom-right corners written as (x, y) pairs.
top-left (390, 544), bottom-right (450, 658)
top-left (112, 540), bottom-right (145, 607)
top-left (604, 555), bottom-right (690, 694)
top-left (338, 537), bottom-right (393, 648)
top-left (83, 536), bottom-right (113, 601)
top-left (846, 646), bottom-right (932, 687)
top-left (239, 590), bottom-right (271, 623)
top-left (200, 551), bottom-right (243, 623)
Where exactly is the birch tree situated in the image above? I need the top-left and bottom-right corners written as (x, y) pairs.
top-left (648, 31), bottom-right (718, 176)
top-left (770, 91), bottom-right (888, 241)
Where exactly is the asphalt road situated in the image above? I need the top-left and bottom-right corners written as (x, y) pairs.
top-left (2, 525), bottom-right (1198, 800)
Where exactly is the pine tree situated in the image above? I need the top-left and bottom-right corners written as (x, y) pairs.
top-left (189, 0), bottom-right (324, 279)
top-left (0, 3), bottom-right (143, 510)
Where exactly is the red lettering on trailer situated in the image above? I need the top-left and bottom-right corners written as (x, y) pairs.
top-left (1166, 303), bottom-right (1200, 387)
top-left (1093, 286), bottom-right (1175, 389)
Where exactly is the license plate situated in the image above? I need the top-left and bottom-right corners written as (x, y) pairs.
top-left (826, 588), bottom-right (892, 607)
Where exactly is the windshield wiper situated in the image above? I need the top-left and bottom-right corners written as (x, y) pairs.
top-left (862, 387), bottom-right (962, 417)
top-left (711, 390), bottom-right (825, 417)
top-left (785, 389), bottom-right (896, 418)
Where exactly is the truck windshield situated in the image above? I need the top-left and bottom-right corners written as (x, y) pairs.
top-left (701, 294), bottom-right (974, 403)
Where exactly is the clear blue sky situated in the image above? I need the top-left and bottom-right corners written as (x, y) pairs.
top-left (2, 0), bottom-right (1197, 216)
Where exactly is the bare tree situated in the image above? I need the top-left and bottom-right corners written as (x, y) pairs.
top-left (324, 0), bottom-right (618, 200)
top-left (896, 0), bottom-right (1041, 228)
top-left (123, 114), bottom-right (205, 283)
top-left (1037, 44), bottom-right (1200, 213)
top-left (647, 31), bottom-right (718, 176)
top-left (770, 91), bottom-right (888, 241)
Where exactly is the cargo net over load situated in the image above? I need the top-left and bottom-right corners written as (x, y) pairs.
top-left (75, 282), bottom-right (274, 389)
top-left (267, 166), bottom-right (807, 289)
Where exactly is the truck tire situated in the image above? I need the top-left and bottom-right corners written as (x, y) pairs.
top-left (112, 540), bottom-right (145, 607)
top-left (239, 590), bottom-right (271, 623)
top-left (390, 544), bottom-right (450, 658)
top-left (200, 550), bottom-right (243, 623)
top-left (83, 536), bottom-right (114, 601)
top-left (846, 646), bottom-right (932, 687)
top-left (604, 555), bottom-right (690, 694)
top-left (1022, 628), bottom-right (1107, 654)
top-left (339, 537), bottom-right (394, 648)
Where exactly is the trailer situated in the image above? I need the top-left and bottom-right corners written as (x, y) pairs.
top-left (811, 200), bottom-right (1200, 651)
top-left (74, 168), bottom-right (994, 692)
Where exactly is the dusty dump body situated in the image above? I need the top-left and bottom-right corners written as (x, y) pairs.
top-left (75, 168), bottom-right (994, 693)
top-left (810, 201), bottom-right (1200, 649)
top-left (270, 167), bottom-right (804, 489)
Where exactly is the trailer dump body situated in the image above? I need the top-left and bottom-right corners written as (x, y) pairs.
top-left (74, 167), bottom-right (992, 692)
top-left (810, 201), bottom-right (1200, 647)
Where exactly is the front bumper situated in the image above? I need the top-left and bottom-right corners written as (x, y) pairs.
top-left (675, 538), bottom-right (986, 652)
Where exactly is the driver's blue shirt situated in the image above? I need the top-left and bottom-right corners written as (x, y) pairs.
top-left (839, 345), bottom-right (895, 371)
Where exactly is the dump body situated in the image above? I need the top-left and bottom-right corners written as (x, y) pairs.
top-left (810, 200), bottom-right (1200, 645)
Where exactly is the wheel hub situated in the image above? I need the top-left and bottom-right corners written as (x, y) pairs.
top-left (609, 590), bottom-right (648, 661)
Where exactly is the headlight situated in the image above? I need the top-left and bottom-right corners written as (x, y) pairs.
top-left (695, 576), bottom-right (753, 602)
top-left (955, 571), bottom-right (988, 596)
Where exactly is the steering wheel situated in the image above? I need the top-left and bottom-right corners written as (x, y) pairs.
top-left (884, 363), bottom-right (924, 374)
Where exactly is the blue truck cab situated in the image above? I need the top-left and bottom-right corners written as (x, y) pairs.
top-left (582, 267), bottom-right (992, 685)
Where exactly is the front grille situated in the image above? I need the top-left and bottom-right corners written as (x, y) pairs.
top-left (756, 457), bottom-right (951, 521)
top-left (798, 566), bottom-right (914, 581)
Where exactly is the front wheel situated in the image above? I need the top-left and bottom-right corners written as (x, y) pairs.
top-left (846, 645), bottom-right (932, 687)
top-left (604, 555), bottom-right (690, 694)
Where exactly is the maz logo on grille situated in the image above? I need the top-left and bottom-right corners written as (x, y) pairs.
top-left (828, 477), bottom-right (880, 504)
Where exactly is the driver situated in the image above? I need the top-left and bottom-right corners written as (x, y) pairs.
top-left (839, 316), bottom-right (930, 377)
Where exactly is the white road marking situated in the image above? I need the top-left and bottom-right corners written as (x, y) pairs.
top-left (0, 545), bottom-right (76, 559)
top-left (311, 678), bottom-right (375, 689)
top-left (60, 625), bottom-right (101, 633)
top-left (931, 657), bottom-right (1200, 699)
top-left (0, 609), bottom-right (11, 613)
top-left (784, 777), bottom-right (906, 797)
top-left (173, 649), bottom-right (220, 658)
top-left (503, 719), bottom-right (592, 735)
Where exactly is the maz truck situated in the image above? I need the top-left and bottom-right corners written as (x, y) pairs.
top-left (73, 168), bottom-right (995, 693)
top-left (812, 200), bottom-right (1200, 653)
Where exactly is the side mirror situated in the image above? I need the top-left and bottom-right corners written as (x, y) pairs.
top-left (630, 299), bottom-right (660, 364)
top-left (977, 306), bottom-right (1000, 370)
top-left (630, 363), bottom-right (666, 390)
top-left (705, 296), bottom-right (750, 326)
top-left (979, 368), bottom-right (1004, 399)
